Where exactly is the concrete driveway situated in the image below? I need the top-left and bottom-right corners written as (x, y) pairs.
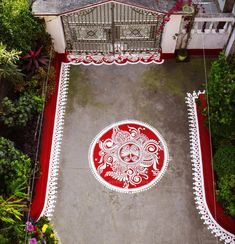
top-left (52, 59), bottom-right (219, 244)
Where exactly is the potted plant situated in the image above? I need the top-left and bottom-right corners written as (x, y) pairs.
top-left (175, 4), bottom-right (199, 61)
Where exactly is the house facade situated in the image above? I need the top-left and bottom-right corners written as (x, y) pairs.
top-left (32, 0), bottom-right (234, 59)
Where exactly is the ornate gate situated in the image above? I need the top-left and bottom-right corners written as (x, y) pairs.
top-left (62, 2), bottom-right (164, 54)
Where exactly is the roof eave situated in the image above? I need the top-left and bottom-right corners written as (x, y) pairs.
top-left (32, 0), bottom-right (179, 17)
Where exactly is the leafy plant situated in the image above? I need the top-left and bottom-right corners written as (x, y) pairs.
top-left (0, 137), bottom-right (31, 196)
top-left (216, 174), bottom-right (235, 217)
top-left (0, 0), bottom-right (46, 53)
top-left (0, 43), bottom-right (23, 84)
top-left (0, 195), bottom-right (26, 244)
top-left (0, 92), bottom-right (44, 128)
top-left (0, 195), bottom-right (26, 225)
top-left (206, 52), bottom-right (235, 147)
top-left (32, 66), bottom-right (56, 100)
top-left (213, 145), bottom-right (235, 217)
top-left (21, 46), bottom-right (48, 76)
top-left (213, 145), bottom-right (235, 178)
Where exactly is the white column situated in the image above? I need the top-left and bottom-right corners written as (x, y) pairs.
top-left (44, 16), bottom-right (66, 53)
top-left (161, 14), bottom-right (182, 53)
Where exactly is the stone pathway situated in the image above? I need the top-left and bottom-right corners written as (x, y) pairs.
top-left (52, 59), bottom-right (219, 244)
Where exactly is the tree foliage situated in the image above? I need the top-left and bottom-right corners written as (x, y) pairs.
top-left (206, 52), bottom-right (235, 147)
top-left (207, 53), bottom-right (235, 218)
top-left (0, 43), bottom-right (23, 83)
top-left (216, 174), bottom-right (235, 217)
top-left (0, 0), bottom-right (46, 53)
top-left (213, 145), bottom-right (235, 178)
top-left (0, 92), bottom-right (43, 127)
top-left (0, 137), bottom-right (31, 196)
top-left (213, 145), bottom-right (235, 216)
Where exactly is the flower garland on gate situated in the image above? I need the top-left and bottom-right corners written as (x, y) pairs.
top-left (156, 0), bottom-right (193, 35)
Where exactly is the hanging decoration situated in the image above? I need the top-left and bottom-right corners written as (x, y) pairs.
top-left (156, 0), bottom-right (193, 35)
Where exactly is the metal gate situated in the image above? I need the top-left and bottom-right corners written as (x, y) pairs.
top-left (62, 2), bottom-right (164, 54)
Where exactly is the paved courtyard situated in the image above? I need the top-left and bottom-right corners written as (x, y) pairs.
top-left (52, 59), bottom-right (219, 244)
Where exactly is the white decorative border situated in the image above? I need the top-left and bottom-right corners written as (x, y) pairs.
top-left (67, 51), bottom-right (164, 66)
top-left (185, 91), bottom-right (235, 244)
top-left (39, 63), bottom-right (71, 220)
top-left (88, 120), bottom-right (169, 193)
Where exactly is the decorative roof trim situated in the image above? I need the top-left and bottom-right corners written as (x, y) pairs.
top-left (185, 91), bottom-right (235, 244)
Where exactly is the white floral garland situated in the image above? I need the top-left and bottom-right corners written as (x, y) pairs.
top-left (185, 91), bottom-right (235, 244)
top-left (39, 63), bottom-right (70, 220)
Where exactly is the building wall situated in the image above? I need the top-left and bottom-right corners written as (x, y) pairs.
top-left (44, 16), bottom-right (66, 53)
top-left (42, 11), bottom-right (234, 54)
top-left (187, 33), bottom-right (230, 49)
top-left (161, 15), bottom-right (182, 53)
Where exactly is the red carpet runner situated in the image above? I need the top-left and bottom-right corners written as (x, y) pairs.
top-left (197, 94), bottom-right (235, 234)
top-left (30, 54), bottom-right (66, 221)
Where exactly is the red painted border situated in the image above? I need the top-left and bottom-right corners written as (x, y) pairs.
top-left (162, 49), bottom-right (222, 59)
top-left (188, 49), bottom-right (222, 56)
top-left (196, 94), bottom-right (235, 234)
top-left (30, 54), bottom-right (67, 221)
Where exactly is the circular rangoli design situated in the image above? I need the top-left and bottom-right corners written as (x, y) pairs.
top-left (89, 120), bottom-right (169, 193)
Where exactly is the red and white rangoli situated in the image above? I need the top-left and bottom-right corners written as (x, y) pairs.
top-left (89, 120), bottom-right (169, 193)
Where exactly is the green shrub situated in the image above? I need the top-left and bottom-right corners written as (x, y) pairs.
top-left (206, 52), bottom-right (235, 147)
top-left (213, 145), bottom-right (235, 178)
top-left (217, 174), bottom-right (235, 217)
top-left (213, 145), bottom-right (235, 217)
top-left (0, 43), bottom-right (23, 84)
top-left (1, 92), bottom-right (44, 127)
top-left (0, 137), bottom-right (31, 196)
top-left (0, 0), bottom-right (46, 54)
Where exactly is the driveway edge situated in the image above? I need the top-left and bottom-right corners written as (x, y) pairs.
top-left (185, 91), bottom-right (235, 244)
top-left (41, 62), bottom-right (70, 219)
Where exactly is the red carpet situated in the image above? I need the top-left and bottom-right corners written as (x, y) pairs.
top-left (197, 94), bottom-right (235, 234)
top-left (30, 53), bottom-right (67, 221)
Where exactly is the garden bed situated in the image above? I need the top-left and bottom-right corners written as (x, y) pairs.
top-left (186, 91), bottom-right (235, 243)
top-left (30, 53), bottom-right (67, 220)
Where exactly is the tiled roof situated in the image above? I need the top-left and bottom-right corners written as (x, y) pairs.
top-left (32, 0), bottom-right (177, 15)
